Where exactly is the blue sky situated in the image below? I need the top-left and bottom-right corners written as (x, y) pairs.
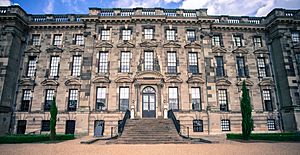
top-left (0, 0), bottom-right (299, 16)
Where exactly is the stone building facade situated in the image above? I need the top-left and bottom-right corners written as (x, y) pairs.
top-left (0, 5), bottom-right (299, 136)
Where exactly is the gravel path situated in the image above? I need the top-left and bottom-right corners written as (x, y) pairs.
top-left (0, 139), bottom-right (299, 155)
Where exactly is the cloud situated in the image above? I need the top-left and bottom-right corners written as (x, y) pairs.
top-left (61, 0), bottom-right (86, 13)
top-left (0, 0), bottom-right (11, 6)
top-left (164, 0), bottom-right (181, 3)
top-left (44, 0), bottom-right (54, 14)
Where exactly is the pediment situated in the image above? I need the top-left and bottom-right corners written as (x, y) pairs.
top-left (46, 46), bottom-right (63, 53)
top-left (184, 42), bottom-right (201, 49)
top-left (216, 78), bottom-right (231, 86)
top-left (253, 48), bottom-right (268, 54)
top-left (25, 47), bottom-right (41, 53)
top-left (65, 78), bottom-right (81, 86)
top-left (187, 76), bottom-right (205, 84)
top-left (92, 76), bottom-right (111, 83)
top-left (140, 41), bottom-right (158, 48)
top-left (212, 46), bottom-right (227, 53)
top-left (115, 76), bottom-right (133, 83)
top-left (41, 79), bottom-right (59, 86)
top-left (236, 79), bottom-right (254, 86)
top-left (95, 42), bottom-right (113, 48)
top-left (258, 79), bottom-right (274, 86)
top-left (70, 47), bottom-right (84, 52)
top-left (134, 71), bottom-right (163, 79)
top-left (163, 41), bottom-right (181, 48)
top-left (117, 41), bottom-right (135, 48)
top-left (165, 76), bottom-right (183, 83)
top-left (232, 48), bottom-right (248, 54)
top-left (19, 79), bottom-right (35, 86)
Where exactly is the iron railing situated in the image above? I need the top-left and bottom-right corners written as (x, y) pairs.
top-left (168, 109), bottom-right (191, 138)
top-left (110, 109), bottom-right (130, 138)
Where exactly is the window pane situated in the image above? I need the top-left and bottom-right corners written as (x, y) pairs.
top-left (187, 30), bottom-right (195, 42)
top-left (32, 34), bottom-right (40, 45)
top-left (234, 35), bottom-right (242, 47)
top-left (121, 52), bottom-right (130, 72)
top-left (216, 56), bottom-right (224, 77)
top-left (101, 30), bottom-right (110, 40)
top-left (188, 53), bottom-right (198, 74)
top-left (237, 57), bottom-right (245, 77)
top-left (292, 32), bottom-right (299, 43)
top-left (193, 119), bottom-right (203, 132)
top-left (27, 56), bottom-right (37, 77)
top-left (75, 34), bottom-right (84, 45)
top-left (221, 119), bottom-right (230, 131)
top-left (166, 30), bottom-right (175, 41)
top-left (218, 89), bottom-right (228, 111)
top-left (50, 56), bottom-right (60, 77)
top-left (168, 87), bottom-right (178, 110)
top-left (267, 119), bottom-right (276, 130)
top-left (167, 52), bottom-right (177, 73)
top-left (212, 35), bottom-right (221, 46)
top-left (254, 36), bottom-right (262, 47)
top-left (191, 87), bottom-right (201, 111)
top-left (144, 51), bottom-right (153, 71)
top-left (96, 87), bottom-right (106, 111)
top-left (20, 90), bottom-right (30, 111)
top-left (119, 87), bottom-right (129, 111)
top-left (68, 89), bottom-right (78, 111)
top-left (98, 52), bottom-right (108, 73)
top-left (44, 89), bottom-right (54, 111)
top-left (72, 56), bottom-right (81, 76)
top-left (144, 28), bottom-right (153, 40)
top-left (122, 30), bottom-right (131, 40)
top-left (41, 120), bottom-right (50, 131)
top-left (53, 34), bottom-right (62, 46)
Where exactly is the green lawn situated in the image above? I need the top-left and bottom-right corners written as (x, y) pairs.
top-left (227, 133), bottom-right (300, 142)
top-left (0, 134), bottom-right (75, 144)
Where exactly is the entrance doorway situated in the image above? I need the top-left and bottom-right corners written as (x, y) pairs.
top-left (16, 120), bottom-right (26, 134)
top-left (94, 120), bottom-right (104, 137)
top-left (65, 120), bottom-right (75, 134)
top-left (142, 87), bottom-right (156, 118)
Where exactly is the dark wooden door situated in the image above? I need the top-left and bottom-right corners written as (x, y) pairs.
top-left (16, 120), bottom-right (26, 134)
top-left (65, 120), bottom-right (75, 134)
top-left (142, 93), bottom-right (156, 118)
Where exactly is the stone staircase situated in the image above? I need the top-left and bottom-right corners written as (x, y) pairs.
top-left (107, 118), bottom-right (196, 144)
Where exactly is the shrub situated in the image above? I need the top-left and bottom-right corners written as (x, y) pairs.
top-left (0, 134), bottom-right (75, 144)
top-left (227, 133), bottom-right (300, 141)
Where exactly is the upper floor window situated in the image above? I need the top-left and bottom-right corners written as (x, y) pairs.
top-left (44, 89), bottom-right (54, 111)
top-left (122, 29), bottom-right (131, 41)
top-left (68, 89), bottom-right (78, 111)
top-left (53, 34), bottom-right (62, 46)
top-left (32, 34), bottom-right (40, 46)
top-left (144, 51), bottom-right (154, 71)
top-left (144, 28), bottom-right (153, 40)
top-left (167, 52), bottom-right (177, 73)
top-left (292, 31), bottom-right (300, 43)
top-left (193, 119), bottom-right (203, 132)
top-left (295, 54), bottom-right (300, 75)
top-left (212, 35), bottom-right (222, 46)
top-left (72, 55), bottom-right (81, 76)
top-left (236, 56), bottom-right (246, 77)
top-left (98, 52), bottom-right (108, 73)
top-left (221, 119), bottom-right (230, 131)
top-left (187, 30), bottom-right (196, 42)
top-left (215, 56), bottom-right (225, 77)
top-left (27, 56), bottom-right (37, 77)
top-left (96, 87), bottom-right (106, 111)
top-left (233, 35), bottom-right (242, 47)
top-left (267, 119), bottom-right (276, 131)
top-left (119, 87), bottom-right (129, 112)
top-left (49, 56), bottom-right (60, 77)
top-left (253, 36), bottom-right (262, 48)
top-left (166, 29), bottom-right (175, 41)
top-left (168, 87), bottom-right (179, 111)
top-left (120, 52), bottom-right (131, 73)
top-left (20, 89), bottom-right (30, 112)
top-left (263, 89), bottom-right (273, 112)
top-left (188, 52), bottom-right (199, 74)
top-left (218, 89), bottom-right (228, 111)
top-left (75, 34), bottom-right (84, 45)
top-left (191, 87), bottom-right (201, 111)
top-left (101, 29), bottom-right (110, 41)
top-left (257, 57), bottom-right (267, 78)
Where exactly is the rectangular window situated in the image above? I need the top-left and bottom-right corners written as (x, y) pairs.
top-left (221, 119), bottom-right (230, 131)
top-left (96, 87), bottom-right (106, 111)
top-left (236, 56), bottom-right (246, 77)
top-left (101, 30), bottom-right (110, 41)
top-left (267, 119), bottom-right (276, 131)
top-left (166, 30), bottom-right (175, 41)
top-left (233, 35), bottom-right (242, 47)
top-left (72, 55), bottom-right (81, 76)
top-left (257, 57), bottom-right (267, 78)
top-left (187, 30), bottom-right (195, 42)
top-left (16, 120), bottom-right (26, 134)
top-left (263, 90), bottom-right (273, 111)
top-left (44, 89), bottom-right (54, 111)
top-left (253, 36), bottom-right (262, 47)
top-left (27, 56), bottom-right (37, 77)
top-left (75, 34), bottom-right (84, 45)
top-left (41, 120), bottom-right (50, 132)
top-left (53, 34), bottom-right (62, 46)
top-left (168, 87), bottom-right (179, 111)
top-left (188, 52), bottom-right (199, 74)
top-left (212, 35), bottom-right (221, 46)
top-left (20, 90), bottom-right (30, 111)
top-left (49, 56), bottom-right (60, 77)
top-left (144, 28), bottom-right (153, 40)
top-left (122, 29), bottom-right (131, 41)
top-left (120, 52), bottom-right (130, 72)
top-left (218, 89), bottom-right (228, 111)
top-left (167, 52), bottom-right (177, 73)
top-left (98, 52), bottom-right (108, 73)
top-left (144, 51), bottom-right (153, 71)
top-left (191, 87), bottom-right (201, 111)
top-left (68, 89), bottom-right (78, 111)
top-left (119, 87), bottom-right (129, 112)
top-left (295, 54), bottom-right (300, 75)
top-left (215, 56), bottom-right (224, 77)
top-left (292, 32), bottom-right (299, 43)
top-left (32, 34), bottom-right (40, 45)
top-left (193, 119), bottom-right (203, 132)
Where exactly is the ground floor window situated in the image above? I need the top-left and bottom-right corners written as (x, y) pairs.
top-left (16, 120), bottom-right (26, 134)
top-left (65, 120), bottom-right (76, 134)
top-left (221, 119), bottom-right (230, 131)
top-left (267, 119), bottom-right (276, 131)
top-left (41, 120), bottom-right (50, 132)
top-left (193, 119), bottom-right (203, 132)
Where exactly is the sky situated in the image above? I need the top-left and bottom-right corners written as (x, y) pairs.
top-left (0, 0), bottom-right (299, 16)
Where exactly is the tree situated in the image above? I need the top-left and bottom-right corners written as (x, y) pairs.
top-left (50, 96), bottom-right (58, 141)
top-left (240, 80), bottom-right (253, 140)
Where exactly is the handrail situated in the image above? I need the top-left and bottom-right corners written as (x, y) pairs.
top-left (110, 109), bottom-right (131, 138)
top-left (168, 109), bottom-right (180, 133)
top-left (168, 109), bottom-right (191, 138)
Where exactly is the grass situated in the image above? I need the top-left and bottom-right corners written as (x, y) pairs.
top-left (0, 134), bottom-right (75, 144)
top-left (227, 132), bottom-right (300, 142)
